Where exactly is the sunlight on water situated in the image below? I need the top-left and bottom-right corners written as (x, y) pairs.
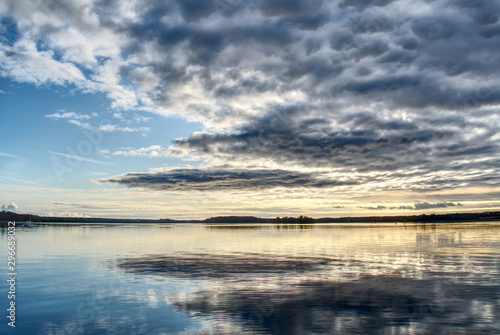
top-left (1, 222), bottom-right (500, 334)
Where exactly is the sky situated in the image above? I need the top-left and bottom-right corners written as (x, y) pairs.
top-left (0, 0), bottom-right (499, 219)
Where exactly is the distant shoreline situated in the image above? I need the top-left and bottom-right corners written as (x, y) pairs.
top-left (1, 211), bottom-right (500, 227)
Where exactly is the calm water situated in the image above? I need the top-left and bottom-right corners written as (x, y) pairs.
top-left (1, 222), bottom-right (500, 334)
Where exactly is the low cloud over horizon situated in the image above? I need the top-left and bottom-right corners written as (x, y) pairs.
top-left (1, 202), bottom-right (18, 212)
top-left (361, 202), bottom-right (464, 211)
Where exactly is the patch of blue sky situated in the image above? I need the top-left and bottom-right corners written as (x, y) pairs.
top-left (0, 16), bottom-right (19, 46)
top-left (0, 77), bottom-right (202, 189)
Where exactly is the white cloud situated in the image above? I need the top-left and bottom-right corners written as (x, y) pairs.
top-left (67, 119), bottom-right (92, 130)
top-left (111, 145), bottom-right (168, 158)
top-left (0, 39), bottom-right (87, 86)
top-left (45, 111), bottom-right (91, 120)
top-left (48, 151), bottom-right (114, 166)
top-left (132, 113), bottom-right (152, 123)
top-left (97, 124), bottom-right (149, 133)
top-left (46, 211), bottom-right (91, 218)
top-left (63, 119), bottom-right (149, 133)
top-left (0, 152), bottom-right (21, 159)
top-left (1, 202), bottom-right (18, 212)
top-left (112, 112), bottom-right (123, 120)
top-left (0, 176), bottom-right (45, 186)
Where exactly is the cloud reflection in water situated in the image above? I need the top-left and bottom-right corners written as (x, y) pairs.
top-left (116, 252), bottom-right (500, 334)
top-left (118, 253), bottom-right (335, 278)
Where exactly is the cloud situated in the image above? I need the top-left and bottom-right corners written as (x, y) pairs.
top-left (97, 168), bottom-right (357, 191)
top-left (1, 0), bottom-right (500, 204)
top-left (0, 47), bottom-right (86, 86)
top-left (46, 211), bottom-right (91, 218)
top-left (44, 110), bottom-right (150, 133)
top-left (385, 202), bottom-right (464, 210)
top-left (110, 145), bottom-right (169, 158)
top-left (51, 201), bottom-right (105, 210)
top-left (169, 107), bottom-right (500, 191)
top-left (0, 152), bottom-right (21, 159)
top-left (0, 176), bottom-right (45, 186)
top-left (360, 202), bottom-right (465, 211)
top-left (412, 202), bottom-right (463, 210)
top-left (45, 111), bottom-right (91, 120)
top-left (3, 0), bottom-right (499, 115)
top-left (63, 120), bottom-right (150, 133)
top-left (360, 205), bottom-right (387, 210)
top-left (48, 151), bottom-right (114, 166)
top-left (393, 205), bottom-right (414, 210)
top-left (96, 124), bottom-right (149, 133)
top-left (1, 202), bottom-right (18, 211)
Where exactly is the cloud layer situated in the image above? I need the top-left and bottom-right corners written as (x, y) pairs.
top-left (362, 202), bottom-right (463, 211)
top-left (99, 168), bottom-right (355, 191)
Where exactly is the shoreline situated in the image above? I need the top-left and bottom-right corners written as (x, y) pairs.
top-left (1, 211), bottom-right (500, 227)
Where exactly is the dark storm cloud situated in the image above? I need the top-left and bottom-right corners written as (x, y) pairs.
top-left (15, 0), bottom-right (500, 111)
top-left (170, 101), bottom-right (500, 191)
top-left (173, 106), bottom-right (498, 172)
top-left (98, 168), bottom-right (357, 191)
top-left (5, 0), bottom-right (500, 107)
top-left (260, 0), bottom-right (323, 18)
top-left (454, 0), bottom-right (500, 26)
top-left (339, 0), bottom-right (396, 10)
top-left (79, 0), bottom-right (500, 191)
top-left (101, 0), bottom-right (499, 111)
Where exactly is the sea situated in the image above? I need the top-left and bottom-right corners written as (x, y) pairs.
top-left (1, 222), bottom-right (500, 334)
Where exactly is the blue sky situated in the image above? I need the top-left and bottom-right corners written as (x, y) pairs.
top-left (1, 76), bottom-right (203, 217)
top-left (1, 0), bottom-right (500, 219)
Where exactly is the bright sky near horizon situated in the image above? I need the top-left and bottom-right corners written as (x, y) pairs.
top-left (1, 0), bottom-right (499, 219)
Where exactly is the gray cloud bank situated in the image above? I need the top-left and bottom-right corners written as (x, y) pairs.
top-left (2, 0), bottom-right (500, 195)
top-left (99, 168), bottom-right (355, 191)
top-left (173, 108), bottom-right (500, 173)
top-left (362, 202), bottom-right (464, 210)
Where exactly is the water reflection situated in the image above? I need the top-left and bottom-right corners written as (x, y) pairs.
top-left (206, 225), bottom-right (265, 230)
top-left (205, 224), bottom-right (315, 230)
top-left (118, 253), bottom-right (335, 278)
top-left (2, 223), bottom-right (500, 334)
top-left (174, 275), bottom-right (495, 335)
top-left (273, 224), bottom-right (314, 230)
top-left (116, 250), bottom-right (500, 334)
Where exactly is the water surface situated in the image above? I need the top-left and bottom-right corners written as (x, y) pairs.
top-left (1, 222), bottom-right (500, 334)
